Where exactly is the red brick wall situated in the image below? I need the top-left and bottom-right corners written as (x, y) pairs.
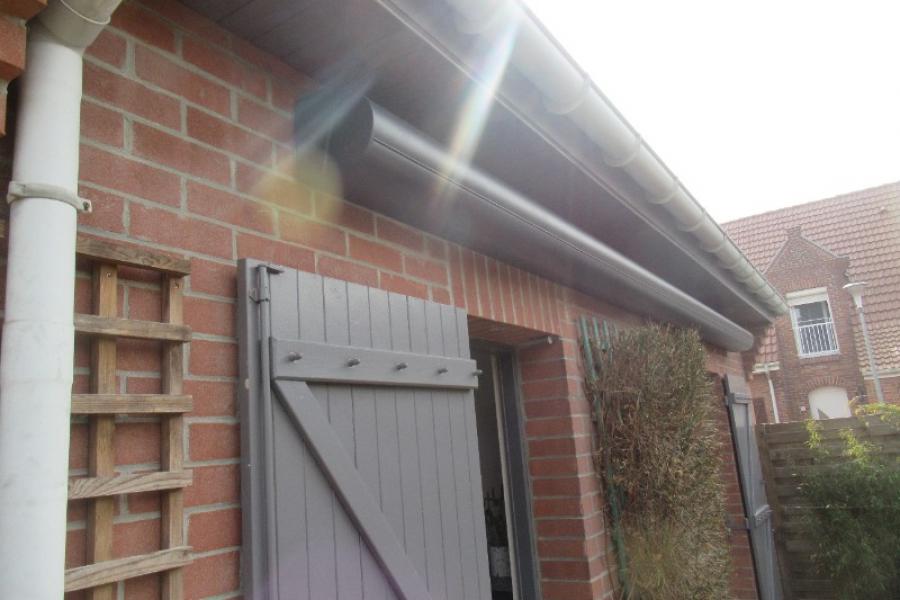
top-left (0, 0), bottom-right (46, 135)
top-left (0, 2), bottom-right (759, 598)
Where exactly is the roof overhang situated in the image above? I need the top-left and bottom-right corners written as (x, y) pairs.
top-left (182, 0), bottom-right (784, 333)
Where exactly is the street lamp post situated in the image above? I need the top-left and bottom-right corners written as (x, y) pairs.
top-left (843, 282), bottom-right (885, 403)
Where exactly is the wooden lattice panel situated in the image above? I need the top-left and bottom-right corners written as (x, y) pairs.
top-left (64, 237), bottom-right (194, 597)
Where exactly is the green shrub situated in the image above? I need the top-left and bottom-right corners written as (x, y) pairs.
top-left (800, 409), bottom-right (900, 599)
top-left (582, 324), bottom-right (730, 599)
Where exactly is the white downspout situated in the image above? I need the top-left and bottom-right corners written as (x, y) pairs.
top-left (763, 364), bottom-right (780, 424)
top-left (0, 1), bottom-right (122, 598)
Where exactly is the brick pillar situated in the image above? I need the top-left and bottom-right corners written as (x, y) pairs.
top-left (519, 337), bottom-right (615, 599)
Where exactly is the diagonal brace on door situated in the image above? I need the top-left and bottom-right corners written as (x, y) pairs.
top-left (271, 378), bottom-right (433, 600)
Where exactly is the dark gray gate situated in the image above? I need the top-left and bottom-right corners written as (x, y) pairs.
top-left (238, 259), bottom-right (491, 600)
top-left (724, 375), bottom-right (782, 600)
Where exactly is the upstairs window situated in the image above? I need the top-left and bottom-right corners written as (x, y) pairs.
top-left (787, 288), bottom-right (839, 357)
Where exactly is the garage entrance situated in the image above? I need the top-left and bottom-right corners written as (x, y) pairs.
top-left (238, 259), bottom-right (494, 599)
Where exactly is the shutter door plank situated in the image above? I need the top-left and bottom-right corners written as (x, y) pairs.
top-left (273, 398), bottom-right (310, 600)
top-left (274, 380), bottom-right (431, 600)
top-left (415, 390), bottom-right (447, 597)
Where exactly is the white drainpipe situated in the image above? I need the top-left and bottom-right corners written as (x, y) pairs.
top-left (0, 1), bottom-right (122, 598)
top-left (763, 363), bottom-right (780, 424)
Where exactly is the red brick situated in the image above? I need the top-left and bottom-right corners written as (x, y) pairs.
top-left (541, 559), bottom-right (592, 580)
top-left (135, 46), bottom-right (230, 116)
top-left (425, 236), bottom-right (447, 260)
top-left (238, 96), bottom-right (292, 144)
top-left (188, 508), bottom-right (241, 552)
top-left (189, 339), bottom-right (237, 377)
top-left (528, 436), bottom-right (585, 458)
top-left (380, 272), bottom-right (428, 299)
top-left (2, 0), bottom-right (46, 20)
top-left (184, 549), bottom-right (239, 599)
top-left (80, 100), bottom-right (123, 147)
top-left (113, 517), bottom-right (160, 558)
top-left (461, 249), bottom-right (480, 315)
top-left (126, 286), bottom-right (161, 321)
top-left (521, 377), bottom-right (581, 400)
top-left (83, 62), bottom-right (181, 131)
top-left (123, 573), bottom-right (159, 600)
top-left (486, 259), bottom-right (505, 321)
top-left (145, 0), bottom-right (231, 48)
top-left (520, 358), bottom-right (571, 382)
top-left (69, 423), bottom-right (87, 470)
top-left (0, 17), bottom-right (25, 81)
top-left (348, 235), bottom-right (402, 272)
top-left (280, 213), bottom-right (346, 255)
top-left (186, 464), bottom-right (240, 507)
top-left (190, 423), bottom-right (239, 461)
top-left (525, 416), bottom-right (580, 439)
top-left (314, 195), bottom-right (374, 235)
top-left (189, 258), bottom-right (237, 298)
top-left (184, 380), bottom-right (236, 417)
top-left (376, 216), bottom-right (423, 252)
top-left (431, 287), bottom-right (451, 305)
top-left (533, 496), bottom-right (591, 518)
top-left (271, 77), bottom-right (313, 113)
top-left (133, 123), bottom-right (230, 185)
top-left (85, 29), bottom-right (127, 68)
top-left (529, 456), bottom-right (585, 478)
top-left (448, 245), bottom-right (466, 309)
top-left (404, 255), bottom-right (447, 285)
top-left (537, 516), bottom-right (601, 538)
top-left (78, 186), bottom-right (125, 233)
top-left (317, 255), bottom-right (378, 287)
top-left (80, 144), bottom-right (181, 207)
top-left (110, 3), bottom-right (176, 52)
top-left (125, 376), bottom-right (161, 394)
top-left (184, 295), bottom-right (235, 337)
top-left (473, 254), bottom-right (493, 319)
top-left (187, 181), bottom-right (274, 234)
top-left (532, 476), bottom-right (587, 497)
top-left (187, 106), bottom-right (273, 166)
top-left (182, 36), bottom-right (267, 99)
top-left (236, 232), bottom-right (315, 271)
top-left (115, 422), bottom-right (161, 465)
top-left (130, 204), bottom-right (233, 259)
top-left (236, 162), bottom-right (313, 213)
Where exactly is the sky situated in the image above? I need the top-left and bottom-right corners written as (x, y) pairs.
top-left (522, 0), bottom-right (900, 223)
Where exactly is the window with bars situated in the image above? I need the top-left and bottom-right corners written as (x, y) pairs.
top-left (788, 292), bottom-right (839, 357)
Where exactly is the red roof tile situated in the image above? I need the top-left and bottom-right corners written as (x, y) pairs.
top-left (723, 181), bottom-right (900, 372)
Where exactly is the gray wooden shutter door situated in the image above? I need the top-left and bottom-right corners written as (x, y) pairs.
top-left (724, 375), bottom-right (782, 600)
top-left (238, 259), bottom-right (491, 600)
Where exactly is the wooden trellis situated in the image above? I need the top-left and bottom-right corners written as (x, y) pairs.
top-left (65, 237), bottom-right (194, 598)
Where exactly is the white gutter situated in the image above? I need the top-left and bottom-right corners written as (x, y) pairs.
top-left (0, 1), bottom-right (122, 598)
top-left (440, 0), bottom-right (788, 316)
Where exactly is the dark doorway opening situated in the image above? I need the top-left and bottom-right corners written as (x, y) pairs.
top-left (471, 344), bottom-right (540, 600)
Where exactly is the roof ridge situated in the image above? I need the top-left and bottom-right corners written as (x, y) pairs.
top-left (723, 179), bottom-right (900, 227)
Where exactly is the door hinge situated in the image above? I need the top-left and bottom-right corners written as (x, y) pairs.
top-left (250, 264), bottom-right (284, 303)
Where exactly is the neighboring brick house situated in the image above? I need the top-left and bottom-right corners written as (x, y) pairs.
top-left (0, 2), bottom-right (787, 599)
top-left (724, 182), bottom-right (900, 422)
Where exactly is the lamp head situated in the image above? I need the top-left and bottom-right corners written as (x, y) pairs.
top-left (843, 282), bottom-right (867, 309)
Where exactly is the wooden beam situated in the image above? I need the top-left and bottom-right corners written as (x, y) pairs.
top-left (0, 221), bottom-right (190, 275)
top-left (161, 275), bottom-right (186, 600)
top-left (76, 237), bottom-right (191, 276)
top-left (64, 547), bottom-right (193, 592)
top-left (87, 263), bottom-right (118, 600)
top-left (75, 314), bottom-right (191, 342)
top-left (69, 471), bottom-right (193, 500)
top-left (72, 394), bottom-right (193, 415)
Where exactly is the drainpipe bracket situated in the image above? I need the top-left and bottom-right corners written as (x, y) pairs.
top-left (7, 181), bottom-right (92, 213)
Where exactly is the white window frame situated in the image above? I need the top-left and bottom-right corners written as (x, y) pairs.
top-left (786, 288), bottom-right (840, 358)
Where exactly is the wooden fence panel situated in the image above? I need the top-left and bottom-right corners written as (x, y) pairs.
top-left (758, 415), bottom-right (900, 600)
